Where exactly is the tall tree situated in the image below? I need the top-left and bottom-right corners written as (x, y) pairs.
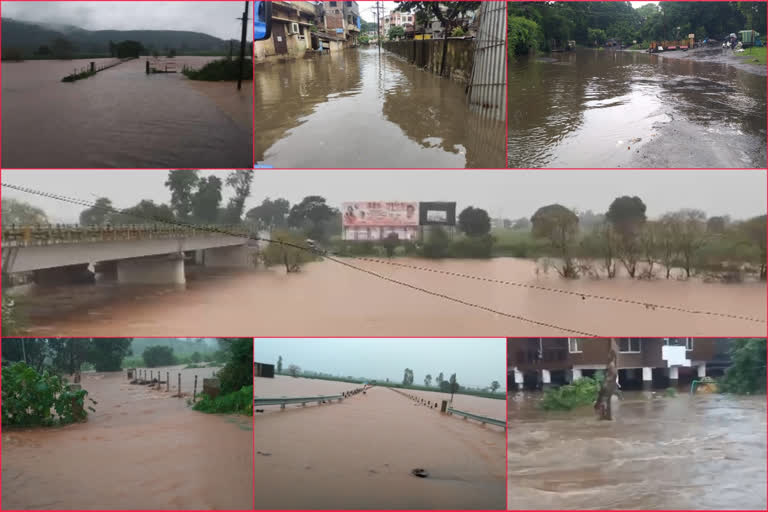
top-left (192, 175), bottom-right (223, 223)
top-left (277, 355), bottom-right (283, 374)
top-left (606, 196), bottom-right (647, 279)
top-left (165, 170), bottom-right (199, 222)
top-left (530, 203), bottom-right (580, 278)
top-left (2, 198), bottom-right (48, 226)
top-left (287, 196), bottom-right (338, 241)
top-left (402, 368), bottom-right (414, 386)
top-left (245, 198), bottom-right (290, 230)
top-left (458, 206), bottom-right (491, 237)
top-left (424, 373), bottom-right (432, 387)
top-left (222, 170), bottom-right (253, 224)
top-left (79, 197), bottom-right (113, 226)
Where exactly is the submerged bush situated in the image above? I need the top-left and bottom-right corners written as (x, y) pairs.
top-left (539, 377), bottom-right (600, 411)
top-left (719, 339), bottom-right (767, 394)
top-left (182, 58), bottom-right (252, 81)
top-left (193, 385), bottom-right (253, 416)
top-left (2, 362), bottom-right (90, 427)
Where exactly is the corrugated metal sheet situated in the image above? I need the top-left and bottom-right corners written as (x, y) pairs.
top-left (467, 1), bottom-right (506, 121)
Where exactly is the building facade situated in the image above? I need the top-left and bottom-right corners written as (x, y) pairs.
top-left (253, 1), bottom-right (317, 61)
top-left (507, 338), bottom-right (729, 390)
top-left (318, 1), bottom-right (361, 48)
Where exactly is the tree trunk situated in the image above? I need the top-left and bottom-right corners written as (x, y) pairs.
top-left (595, 339), bottom-right (619, 420)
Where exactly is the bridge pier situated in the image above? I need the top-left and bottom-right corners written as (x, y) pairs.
top-left (33, 264), bottom-right (94, 286)
top-left (201, 246), bottom-right (253, 268)
top-left (116, 255), bottom-right (185, 285)
top-left (94, 260), bottom-right (118, 282)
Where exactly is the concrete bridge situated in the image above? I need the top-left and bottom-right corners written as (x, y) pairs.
top-left (2, 224), bottom-right (264, 286)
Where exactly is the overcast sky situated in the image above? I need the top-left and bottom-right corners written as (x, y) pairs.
top-left (0, 1), bottom-right (251, 40)
top-left (2, 169), bottom-right (764, 224)
top-left (253, 338), bottom-right (505, 389)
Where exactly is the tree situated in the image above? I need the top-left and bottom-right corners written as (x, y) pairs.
top-left (638, 221), bottom-right (659, 278)
top-left (422, 226), bottom-right (451, 258)
top-left (165, 170), bottom-right (199, 222)
top-left (79, 197), bottom-right (114, 226)
top-left (436, 372), bottom-right (444, 388)
top-left (448, 373), bottom-right (459, 399)
top-left (88, 338), bottom-right (132, 371)
top-left (606, 196), bottom-right (647, 279)
top-left (287, 196), bottom-right (337, 242)
top-left (402, 368), bottom-right (414, 386)
top-left (719, 339), bottom-right (766, 394)
top-left (261, 230), bottom-right (317, 273)
top-left (665, 209), bottom-right (707, 278)
top-left (215, 338), bottom-right (254, 393)
top-left (657, 215), bottom-right (678, 279)
top-left (287, 364), bottom-right (301, 377)
top-left (382, 232), bottom-right (400, 257)
top-left (190, 351), bottom-right (202, 363)
top-left (115, 40), bottom-right (144, 58)
top-left (707, 216), bottom-right (729, 234)
top-left (741, 215), bottom-right (767, 280)
top-left (246, 198), bottom-right (290, 230)
top-left (2, 198), bottom-right (48, 226)
top-left (1, 338), bottom-right (50, 372)
top-left (388, 26), bottom-right (405, 40)
top-left (48, 339), bottom-right (93, 374)
top-left (192, 175), bottom-right (223, 223)
top-left (424, 373), bottom-right (432, 387)
top-left (52, 37), bottom-right (75, 59)
top-left (530, 204), bottom-right (579, 278)
top-left (458, 206), bottom-right (491, 237)
top-left (277, 355), bottom-right (283, 374)
top-left (490, 380), bottom-right (500, 393)
top-left (142, 346), bottom-right (175, 367)
top-left (587, 27), bottom-right (607, 45)
top-left (222, 170), bottom-right (254, 224)
top-left (110, 200), bottom-right (175, 225)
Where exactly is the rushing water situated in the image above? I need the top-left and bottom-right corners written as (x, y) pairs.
top-left (508, 392), bottom-right (767, 510)
top-left (12, 258), bottom-right (765, 337)
top-left (1, 369), bottom-right (253, 510)
top-left (1, 57), bottom-right (253, 168)
top-left (508, 49), bottom-right (767, 168)
top-left (255, 379), bottom-right (505, 509)
top-left (254, 47), bottom-right (505, 168)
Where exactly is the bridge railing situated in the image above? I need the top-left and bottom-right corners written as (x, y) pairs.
top-left (254, 387), bottom-right (368, 410)
top-left (446, 407), bottom-right (506, 429)
top-left (2, 224), bottom-right (255, 247)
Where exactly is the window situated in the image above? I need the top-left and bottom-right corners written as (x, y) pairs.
top-left (568, 338), bottom-right (582, 353)
top-left (686, 338), bottom-right (694, 351)
top-left (618, 338), bottom-right (641, 353)
top-left (329, 1), bottom-right (337, 6)
top-left (345, 1), bottom-right (352, 5)
top-left (664, 338), bottom-right (694, 350)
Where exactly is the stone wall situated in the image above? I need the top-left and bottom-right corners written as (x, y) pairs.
top-left (382, 39), bottom-right (474, 83)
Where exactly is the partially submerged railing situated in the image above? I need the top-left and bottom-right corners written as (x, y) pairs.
top-left (446, 407), bottom-right (506, 429)
top-left (255, 387), bottom-right (368, 410)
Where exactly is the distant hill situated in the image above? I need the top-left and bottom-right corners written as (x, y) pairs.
top-left (2, 18), bottom-right (238, 57)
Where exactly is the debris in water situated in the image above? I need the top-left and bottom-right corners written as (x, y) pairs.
top-left (257, 451), bottom-right (272, 456)
top-left (411, 468), bottom-right (429, 478)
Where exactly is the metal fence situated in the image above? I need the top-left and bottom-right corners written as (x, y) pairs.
top-left (446, 407), bottom-right (506, 429)
top-left (467, 1), bottom-right (507, 121)
top-left (254, 387), bottom-right (368, 410)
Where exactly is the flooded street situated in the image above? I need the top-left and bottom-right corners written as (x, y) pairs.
top-left (1, 368), bottom-right (253, 510)
top-left (254, 48), bottom-right (505, 168)
top-left (508, 49), bottom-right (767, 168)
top-left (508, 393), bottom-right (767, 510)
top-left (255, 378), bottom-right (505, 509)
top-left (1, 57), bottom-right (252, 168)
top-left (14, 257), bottom-right (765, 337)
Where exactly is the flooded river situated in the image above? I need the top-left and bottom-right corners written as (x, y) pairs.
top-left (1, 368), bottom-right (253, 510)
top-left (255, 381), bottom-right (505, 509)
top-left (254, 48), bottom-right (505, 168)
top-left (1, 57), bottom-right (252, 168)
top-left (508, 392), bottom-right (767, 510)
top-left (508, 49), bottom-right (767, 168)
top-left (13, 257), bottom-right (765, 337)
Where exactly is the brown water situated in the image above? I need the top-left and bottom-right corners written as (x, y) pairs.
top-left (508, 392), bottom-right (767, 510)
top-left (1, 369), bottom-right (253, 510)
top-left (508, 49), bottom-right (767, 168)
top-left (1, 57), bottom-right (252, 168)
top-left (254, 47), bottom-right (505, 168)
top-left (14, 257), bottom-right (766, 337)
top-left (254, 381), bottom-right (505, 509)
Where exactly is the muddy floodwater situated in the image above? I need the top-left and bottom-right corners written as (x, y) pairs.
top-left (1, 57), bottom-right (252, 168)
top-left (254, 47), bottom-right (505, 168)
top-left (255, 377), bottom-right (505, 509)
top-left (2, 367), bottom-right (253, 510)
top-left (508, 392), bottom-right (767, 510)
top-left (508, 49), bottom-right (767, 168)
top-left (14, 258), bottom-right (765, 337)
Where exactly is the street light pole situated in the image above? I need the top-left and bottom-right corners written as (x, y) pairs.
top-left (237, 0), bottom-right (249, 91)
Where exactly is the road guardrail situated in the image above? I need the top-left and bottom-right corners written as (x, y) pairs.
top-left (446, 407), bottom-right (506, 429)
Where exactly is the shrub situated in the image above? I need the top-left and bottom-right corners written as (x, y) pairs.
top-left (182, 58), bottom-right (252, 81)
top-left (193, 385), bottom-right (253, 415)
top-left (452, 234), bottom-right (494, 258)
top-left (143, 346), bottom-right (175, 367)
top-left (2, 362), bottom-right (90, 426)
top-left (217, 339), bottom-right (254, 394)
top-left (422, 227), bottom-right (451, 258)
top-left (539, 377), bottom-right (600, 411)
top-left (719, 339), bottom-right (767, 394)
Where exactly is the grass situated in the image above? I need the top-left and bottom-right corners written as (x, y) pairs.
top-left (182, 57), bottom-right (252, 81)
top-left (736, 46), bottom-right (766, 66)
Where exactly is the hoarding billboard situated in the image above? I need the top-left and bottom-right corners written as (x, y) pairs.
top-left (419, 202), bottom-right (456, 226)
top-left (342, 202), bottom-right (419, 227)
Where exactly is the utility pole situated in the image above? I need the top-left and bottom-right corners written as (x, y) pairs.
top-left (376, 0), bottom-right (381, 54)
top-left (237, 0), bottom-right (249, 91)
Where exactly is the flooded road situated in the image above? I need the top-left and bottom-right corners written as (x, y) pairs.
top-left (255, 379), bottom-right (505, 509)
top-left (508, 49), bottom-right (767, 168)
top-left (13, 257), bottom-right (765, 337)
top-left (1, 57), bottom-right (252, 168)
top-left (254, 48), bottom-right (505, 168)
top-left (2, 368), bottom-right (253, 510)
top-left (507, 393), bottom-right (767, 510)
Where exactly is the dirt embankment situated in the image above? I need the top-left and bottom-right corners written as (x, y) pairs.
top-left (650, 47), bottom-right (767, 77)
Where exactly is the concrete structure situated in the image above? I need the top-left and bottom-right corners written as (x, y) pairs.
top-left (317, 1), bottom-right (361, 48)
top-left (2, 225), bottom-right (256, 286)
top-left (255, 362), bottom-right (276, 378)
top-left (507, 338), bottom-right (725, 391)
top-left (254, 1), bottom-right (317, 61)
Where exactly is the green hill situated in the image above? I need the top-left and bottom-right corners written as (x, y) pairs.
top-left (2, 18), bottom-right (238, 59)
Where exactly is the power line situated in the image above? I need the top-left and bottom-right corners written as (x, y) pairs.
top-left (1, 183), bottom-right (597, 336)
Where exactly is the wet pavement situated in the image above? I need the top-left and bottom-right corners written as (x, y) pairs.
top-left (255, 379), bottom-right (505, 509)
top-left (508, 392), bottom-right (767, 510)
top-left (1, 57), bottom-right (253, 168)
top-left (254, 48), bottom-right (505, 168)
top-left (508, 49), bottom-right (767, 168)
top-left (1, 369), bottom-right (253, 510)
